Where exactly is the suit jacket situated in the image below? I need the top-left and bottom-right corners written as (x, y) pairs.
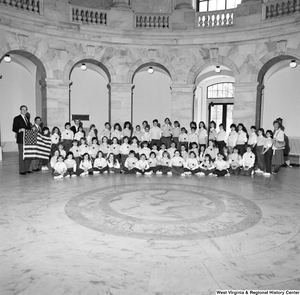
top-left (12, 114), bottom-right (31, 144)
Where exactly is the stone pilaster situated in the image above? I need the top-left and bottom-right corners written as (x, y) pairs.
top-left (109, 83), bottom-right (134, 125)
top-left (40, 78), bottom-right (72, 129)
top-left (233, 82), bottom-right (258, 127)
top-left (170, 84), bottom-right (195, 128)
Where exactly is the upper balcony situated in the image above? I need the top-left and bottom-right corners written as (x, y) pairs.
top-left (0, 0), bottom-right (299, 45)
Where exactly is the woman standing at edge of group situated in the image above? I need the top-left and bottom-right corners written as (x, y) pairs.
top-left (272, 120), bottom-right (285, 174)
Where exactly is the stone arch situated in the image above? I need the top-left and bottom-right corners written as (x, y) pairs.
top-left (254, 50), bottom-right (300, 126)
top-left (187, 56), bottom-right (241, 85)
top-left (0, 42), bottom-right (51, 79)
top-left (0, 48), bottom-right (49, 124)
top-left (63, 55), bottom-right (116, 82)
top-left (126, 58), bottom-right (178, 84)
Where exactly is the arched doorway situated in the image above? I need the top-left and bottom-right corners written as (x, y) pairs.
top-left (131, 62), bottom-right (172, 126)
top-left (0, 51), bottom-right (46, 152)
top-left (69, 59), bottom-right (110, 134)
top-left (194, 65), bottom-right (234, 131)
top-left (258, 57), bottom-right (300, 137)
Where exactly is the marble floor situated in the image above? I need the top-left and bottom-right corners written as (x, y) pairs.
top-left (0, 153), bottom-right (300, 295)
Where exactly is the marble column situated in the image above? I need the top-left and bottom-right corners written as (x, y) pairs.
top-left (40, 78), bottom-right (72, 129)
top-left (109, 83), bottom-right (134, 125)
top-left (174, 0), bottom-right (194, 10)
top-left (233, 82), bottom-right (258, 128)
top-left (170, 84), bottom-right (195, 128)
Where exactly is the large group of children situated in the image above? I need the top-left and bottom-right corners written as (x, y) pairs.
top-left (40, 117), bottom-right (287, 179)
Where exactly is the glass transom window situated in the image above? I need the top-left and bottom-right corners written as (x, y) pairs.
top-left (207, 82), bottom-right (234, 99)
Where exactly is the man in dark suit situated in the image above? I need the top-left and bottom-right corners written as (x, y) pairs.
top-left (12, 105), bottom-right (32, 175)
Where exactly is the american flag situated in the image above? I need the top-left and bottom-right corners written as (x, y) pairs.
top-left (23, 130), bottom-right (52, 160)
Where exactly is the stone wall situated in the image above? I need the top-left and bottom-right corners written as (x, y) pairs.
top-left (0, 0), bottom-right (300, 134)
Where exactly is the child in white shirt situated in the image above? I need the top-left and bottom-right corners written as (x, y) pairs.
top-left (184, 151), bottom-right (200, 175)
top-left (77, 153), bottom-right (93, 176)
top-left (51, 126), bottom-right (61, 156)
top-left (99, 136), bottom-right (110, 158)
top-left (147, 151), bottom-right (160, 174)
top-left (53, 155), bottom-right (67, 179)
top-left (179, 127), bottom-right (188, 151)
top-left (64, 152), bottom-right (77, 177)
top-left (61, 122), bottom-right (74, 153)
top-left (240, 145), bottom-right (255, 176)
top-left (133, 125), bottom-right (143, 142)
top-left (88, 137), bottom-right (100, 163)
top-left (69, 139), bottom-right (80, 167)
top-left (123, 150), bottom-right (138, 174)
top-left (213, 153), bottom-right (230, 177)
top-left (119, 136), bottom-right (131, 167)
top-left (74, 126), bottom-right (85, 142)
top-left (169, 150), bottom-right (185, 176)
top-left (135, 154), bottom-right (150, 175)
top-left (228, 146), bottom-right (242, 175)
top-left (93, 151), bottom-right (108, 174)
top-left (107, 153), bottom-right (121, 174)
top-left (139, 141), bottom-right (151, 159)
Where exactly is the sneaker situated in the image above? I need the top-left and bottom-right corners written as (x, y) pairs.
top-left (103, 170), bottom-right (108, 174)
top-left (144, 171), bottom-right (152, 175)
top-left (196, 172), bottom-right (205, 176)
top-left (136, 172), bottom-right (141, 175)
top-left (71, 174), bottom-right (77, 177)
top-left (263, 172), bottom-right (271, 176)
top-left (65, 174), bottom-right (70, 178)
top-left (156, 171), bottom-right (162, 175)
top-left (180, 173), bottom-right (186, 177)
top-left (41, 166), bottom-right (46, 171)
top-left (251, 170), bottom-right (255, 175)
top-left (54, 175), bottom-right (63, 179)
top-left (208, 173), bottom-right (214, 176)
top-left (80, 171), bottom-right (88, 176)
top-left (185, 171), bottom-right (192, 175)
top-left (225, 173), bottom-right (230, 176)
top-left (167, 171), bottom-right (172, 175)
top-left (93, 171), bottom-right (100, 174)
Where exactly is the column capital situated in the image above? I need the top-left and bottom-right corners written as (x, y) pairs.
top-left (40, 78), bottom-right (72, 88)
top-left (170, 84), bottom-right (195, 93)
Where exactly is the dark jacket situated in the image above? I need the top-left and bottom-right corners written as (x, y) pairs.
top-left (12, 114), bottom-right (31, 144)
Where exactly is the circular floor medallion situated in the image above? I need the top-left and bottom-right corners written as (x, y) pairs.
top-left (65, 183), bottom-right (262, 241)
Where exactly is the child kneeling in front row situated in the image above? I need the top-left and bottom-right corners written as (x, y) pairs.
top-left (240, 145), bottom-right (255, 176)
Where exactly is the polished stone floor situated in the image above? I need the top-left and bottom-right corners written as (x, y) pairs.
top-left (0, 153), bottom-right (300, 295)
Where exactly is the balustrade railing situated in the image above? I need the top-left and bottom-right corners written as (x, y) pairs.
top-left (0, 0), bottom-right (43, 15)
top-left (70, 5), bottom-right (107, 25)
top-left (135, 13), bottom-right (170, 29)
top-left (262, 0), bottom-right (300, 20)
top-left (197, 9), bottom-right (234, 28)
